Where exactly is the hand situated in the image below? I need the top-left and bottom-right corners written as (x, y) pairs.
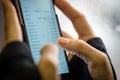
top-left (2, 0), bottom-right (23, 49)
top-left (2, 1), bottom-right (60, 80)
top-left (55, 0), bottom-right (114, 80)
top-left (38, 44), bottom-right (60, 80)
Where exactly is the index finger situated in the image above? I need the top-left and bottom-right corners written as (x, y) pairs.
top-left (55, 0), bottom-right (95, 40)
top-left (2, 0), bottom-right (23, 44)
top-left (55, 0), bottom-right (83, 22)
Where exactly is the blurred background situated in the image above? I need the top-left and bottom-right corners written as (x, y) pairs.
top-left (0, 0), bottom-right (120, 79)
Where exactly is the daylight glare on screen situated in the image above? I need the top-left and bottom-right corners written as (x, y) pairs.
top-left (19, 0), bottom-right (69, 74)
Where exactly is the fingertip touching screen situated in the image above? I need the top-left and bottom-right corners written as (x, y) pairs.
top-left (19, 0), bottom-right (69, 74)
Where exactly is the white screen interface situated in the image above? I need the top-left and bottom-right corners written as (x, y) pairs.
top-left (19, 0), bottom-right (69, 74)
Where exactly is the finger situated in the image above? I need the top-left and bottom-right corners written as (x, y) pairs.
top-left (55, 0), bottom-right (83, 22)
top-left (61, 30), bottom-right (74, 39)
top-left (58, 37), bottom-right (106, 64)
top-left (40, 43), bottom-right (58, 57)
top-left (38, 44), bottom-right (60, 80)
top-left (55, 0), bottom-right (95, 40)
top-left (61, 30), bottom-right (74, 61)
top-left (2, 0), bottom-right (23, 44)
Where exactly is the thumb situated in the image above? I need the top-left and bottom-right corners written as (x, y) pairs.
top-left (58, 37), bottom-right (105, 64)
top-left (38, 43), bottom-right (60, 80)
top-left (40, 43), bottom-right (59, 68)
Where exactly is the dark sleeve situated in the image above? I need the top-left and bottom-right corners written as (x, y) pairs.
top-left (62, 37), bottom-right (117, 80)
top-left (0, 42), bottom-right (41, 80)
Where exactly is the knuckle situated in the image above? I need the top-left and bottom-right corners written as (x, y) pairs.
top-left (72, 13), bottom-right (86, 24)
top-left (99, 53), bottom-right (109, 65)
top-left (93, 52), bottom-right (109, 67)
top-left (79, 13), bottom-right (86, 19)
top-left (71, 39), bottom-right (86, 51)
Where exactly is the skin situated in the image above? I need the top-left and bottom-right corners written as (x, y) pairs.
top-left (2, 0), bottom-right (58, 80)
top-left (38, 43), bottom-right (60, 80)
top-left (2, 0), bottom-right (23, 48)
top-left (1, 0), bottom-right (114, 80)
top-left (56, 0), bottom-right (114, 80)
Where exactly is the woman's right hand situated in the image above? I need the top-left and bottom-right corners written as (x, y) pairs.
top-left (55, 0), bottom-right (114, 80)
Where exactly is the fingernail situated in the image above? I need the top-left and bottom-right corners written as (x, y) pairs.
top-left (58, 37), bottom-right (70, 46)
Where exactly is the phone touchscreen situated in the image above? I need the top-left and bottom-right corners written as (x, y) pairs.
top-left (19, 0), bottom-right (69, 74)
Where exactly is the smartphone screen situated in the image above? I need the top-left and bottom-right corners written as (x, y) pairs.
top-left (18, 0), bottom-right (69, 74)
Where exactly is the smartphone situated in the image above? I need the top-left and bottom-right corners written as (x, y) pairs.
top-left (12, 0), bottom-right (69, 74)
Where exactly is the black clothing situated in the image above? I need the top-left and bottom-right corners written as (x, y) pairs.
top-left (62, 38), bottom-right (117, 80)
top-left (0, 42), bottom-right (41, 80)
top-left (0, 38), bottom-right (117, 80)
